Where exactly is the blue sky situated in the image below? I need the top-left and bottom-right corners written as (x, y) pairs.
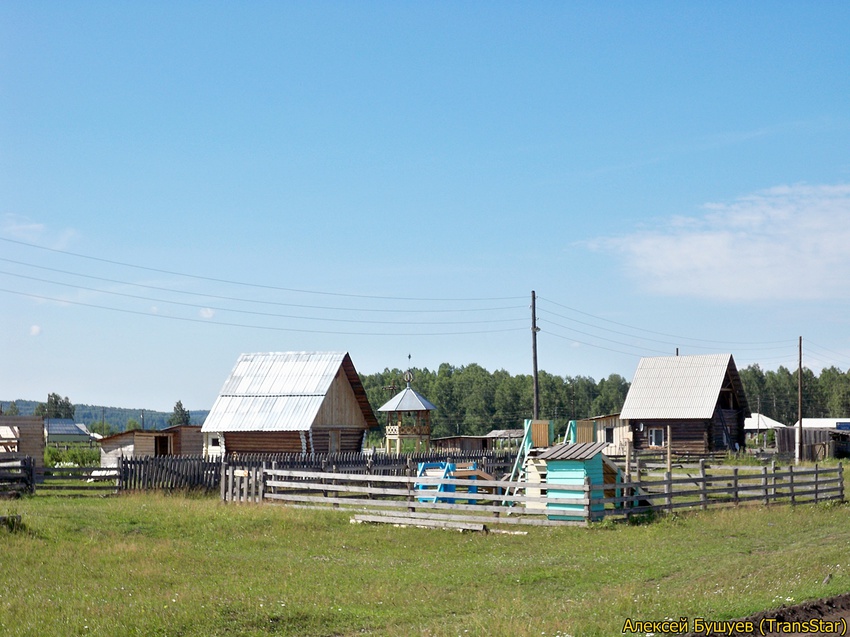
top-left (2, 2), bottom-right (850, 412)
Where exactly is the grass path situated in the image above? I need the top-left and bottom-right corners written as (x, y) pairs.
top-left (1, 493), bottom-right (849, 636)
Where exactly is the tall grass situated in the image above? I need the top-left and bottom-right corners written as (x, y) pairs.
top-left (1, 493), bottom-right (848, 636)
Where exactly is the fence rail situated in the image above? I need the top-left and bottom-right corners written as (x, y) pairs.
top-left (0, 455), bottom-right (35, 495)
top-left (221, 460), bottom-right (845, 527)
top-left (38, 466), bottom-right (119, 494)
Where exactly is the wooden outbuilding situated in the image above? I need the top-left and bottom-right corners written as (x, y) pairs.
top-left (99, 425), bottom-right (203, 467)
top-left (538, 442), bottom-right (621, 521)
top-left (0, 416), bottom-right (45, 472)
top-left (619, 353), bottom-right (750, 454)
top-left (202, 351), bottom-right (378, 456)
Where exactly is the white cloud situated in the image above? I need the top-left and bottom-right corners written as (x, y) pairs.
top-left (2, 213), bottom-right (46, 240)
top-left (592, 183), bottom-right (850, 302)
top-left (29, 325), bottom-right (42, 336)
top-left (199, 308), bottom-right (215, 319)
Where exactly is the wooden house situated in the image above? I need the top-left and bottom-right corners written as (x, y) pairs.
top-left (201, 351), bottom-right (378, 456)
top-left (619, 353), bottom-right (750, 454)
top-left (0, 416), bottom-right (45, 472)
top-left (99, 425), bottom-right (203, 467)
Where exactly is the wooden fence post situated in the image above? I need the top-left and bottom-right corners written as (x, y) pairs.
top-left (406, 457), bottom-right (414, 512)
top-left (771, 461), bottom-right (777, 502)
top-left (220, 460), bottom-right (227, 502)
top-left (732, 468), bottom-right (739, 506)
top-left (665, 470), bottom-right (672, 513)
top-left (761, 465), bottom-right (768, 506)
top-left (583, 476), bottom-right (591, 523)
top-left (789, 465), bottom-right (795, 505)
top-left (814, 463), bottom-right (819, 504)
top-left (840, 463), bottom-right (845, 502)
top-left (699, 459), bottom-right (707, 510)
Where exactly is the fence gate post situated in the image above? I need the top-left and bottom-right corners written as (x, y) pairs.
top-left (665, 470), bottom-right (672, 514)
top-left (699, 459), bottom-right (707, 510)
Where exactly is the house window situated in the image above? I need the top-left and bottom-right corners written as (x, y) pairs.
top-left (210, 437), bottom-right (220, 447)
top-left (648, 427), bottom-right (665, 447)
top-left (605, 427), bottom-right (614, 444)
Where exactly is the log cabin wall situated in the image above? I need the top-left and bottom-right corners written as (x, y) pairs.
top-left (632, 419), bottom-right (710, 454)
top-left (310, 428), bottom-right (367, 453)
top-left (223, 431), bottom-right (306, 454)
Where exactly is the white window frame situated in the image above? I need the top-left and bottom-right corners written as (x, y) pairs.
top-left (648, 427), bottom-right (665, 448)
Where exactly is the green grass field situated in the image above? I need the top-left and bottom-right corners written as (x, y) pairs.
top-left (1, 491), bottom-right (849, 636)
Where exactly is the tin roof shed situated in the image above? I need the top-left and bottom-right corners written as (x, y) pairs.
top-left (202, 351), bottom-right (378, 434)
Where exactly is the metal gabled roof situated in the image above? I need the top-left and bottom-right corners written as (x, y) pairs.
top-left (203, 351), bottom-right (376, 433)
top-left (538, 441), bottom-right (608, 461)
top-left (619, 353), bottom-right (749, 421)
top-left (377, 386), bottom-right (436, 412)
top-left (744, 413), bottom-right (787, 430)
top-left (45, 419), bottom-right (90, 437)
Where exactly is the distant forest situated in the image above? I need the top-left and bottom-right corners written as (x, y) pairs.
top-left (0, 399), bottom-right (208, 434)
top-left (3, 362), bottom-right (849, 439)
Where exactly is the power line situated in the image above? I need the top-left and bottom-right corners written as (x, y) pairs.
top-left (0, 287), bottom-right (528, 337)
top-left (0, 256), bottom-right (526, 314)
top-left (0, 237), bottom-right (525, 302)
top-left (0, 269), bottom-right (527, 327)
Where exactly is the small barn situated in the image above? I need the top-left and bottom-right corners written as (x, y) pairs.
top-left (99, 425), bottom-right (203, 467)
top-left (0, 416), bottom-right (45, 472)
top-left (619, 353), bottom-right (750, 454)
top-left (202, 351), bottom-right (378, 456)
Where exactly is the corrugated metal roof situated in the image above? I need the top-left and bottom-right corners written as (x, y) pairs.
top-left (377, 386), bottom-right (436, 412)
top-left (744, 413), bottom-right (787, 430)
top-left (538, 441), bottom-right (608, 461)
top-left (619, 353), bottom-right (746, 420)
top-left (45, 419), bottom-right (90, 437)
top-left (203, 351), bottom-right (373, 433)
top-left (484, 429), bottom-right (524, 439)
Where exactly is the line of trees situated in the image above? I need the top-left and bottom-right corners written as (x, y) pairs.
top-left (361, 362), bottom-right (850, 439)
top-left (360, 364), bottom-right (630, 439)
top-left (738, 364), bottom-right (850, 425)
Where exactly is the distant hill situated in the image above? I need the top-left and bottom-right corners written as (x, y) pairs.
top-left (1, 399), bottom-right (208, 433)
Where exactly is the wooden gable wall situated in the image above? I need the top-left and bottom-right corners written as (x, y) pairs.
top-left (313, 367), bottom-right (370, 430)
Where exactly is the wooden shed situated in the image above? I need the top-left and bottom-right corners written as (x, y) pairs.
top-left (202, 351), bottom-right (378, 456)
top-left (619, 353), bottom-right (750, 454)
top-left (99, 425), bottom-right (203, 467)
top-left (539, 442), bottom-right (620, 521)
top-left (0, 416), bottom-right (45, 472)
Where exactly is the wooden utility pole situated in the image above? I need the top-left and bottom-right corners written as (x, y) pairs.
top-left (797, 336), bottom-right (803, 463)
top-left (531, 290), bottom-right (540, 420)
